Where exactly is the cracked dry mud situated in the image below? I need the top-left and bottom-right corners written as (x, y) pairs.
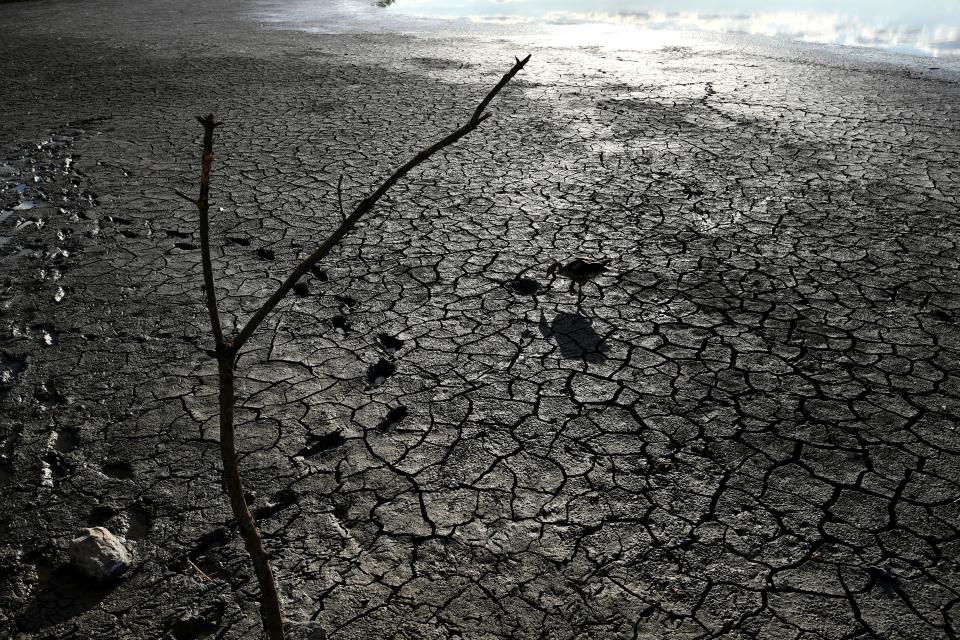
top-left (1, 1), bottom-right (959, 638)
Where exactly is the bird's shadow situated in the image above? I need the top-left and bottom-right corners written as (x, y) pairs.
top-left (539, 311), bottom-right (609, 363)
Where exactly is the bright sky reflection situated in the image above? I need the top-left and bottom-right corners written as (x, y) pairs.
top-left (384, 0), bottom-right (960, 57)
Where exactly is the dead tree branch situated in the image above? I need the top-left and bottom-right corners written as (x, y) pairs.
top-left (232, 54), bottom-right (530, 352)
top-left (194, 114), bottom-right (225, 350)
top-left (188, 115), bottom-right (285, 640)
top-left (182, 54), bottom-right (530, 640)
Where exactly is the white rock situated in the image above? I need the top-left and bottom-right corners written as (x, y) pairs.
top-left (68, 526), bottom-right (131, 581)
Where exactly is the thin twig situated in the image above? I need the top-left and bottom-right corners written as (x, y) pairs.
top-left (471, 54), bottom-right (530, 124)
top-left (174, 189), bottom-right (199, 206)
top-left (336, 174), bottom-right (345, 222)
top-left (232, 55), bottom-right (530, 351)
top-left (187, 558), bottom-right (216, 583)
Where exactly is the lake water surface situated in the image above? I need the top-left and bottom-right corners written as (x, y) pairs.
top-left (256, 0), bottom-right (960, 59)
top-left (387, 0), bottom-right (960, 57)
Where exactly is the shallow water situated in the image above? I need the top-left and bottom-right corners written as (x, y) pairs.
top-left (256, 0), bottom-right (960, 59)
top-left (394, 0), bottom-right (960, 57)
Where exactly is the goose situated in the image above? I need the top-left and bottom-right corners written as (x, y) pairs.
top-left (547, 256), bottom-right (611, 305)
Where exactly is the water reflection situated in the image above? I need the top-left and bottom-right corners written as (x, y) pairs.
top-left (386, 0), bottom-right (960, 56)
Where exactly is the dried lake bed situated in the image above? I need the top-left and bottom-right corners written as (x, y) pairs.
top-left (1, 0), bottom-right (959, 638)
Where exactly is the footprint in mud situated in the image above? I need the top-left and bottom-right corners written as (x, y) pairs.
top-left (326, 293), bottom-right (361, 335)
top-left (366, 332), bottom-right (405, 389)
top-left (297, 429), bottom-right (346, 458)
top-left (52, 429), bottom-right (77, 453)
top-left (366, 358), bottom-right (396, 388)
top-left (174, 241), bottom-right (197, 251)
top-left (87, 503), bottom-right (152, 540)
top-left (1, 429), bottom-right (20, 465)
top-left (377, 405), bottom-right (408, 431)
top-left (929, 309), bottom-right (955, 323)
top-left (0, 352), bottom-right (26, 396)
top-left (329, 314), bottom-right (351, 334)
top-left (34, 378), bottom-right (66, 406)
top-left (334, 294), bottom-right (358, 308)
top-left (292, 282), bottom-right (310, 297)
top-left (41, 450), bottom-right (73, 486)
top-left (187, 528), bottom-right (229, 564)
top-left (102, 460), bottom-right (133, 479)
top-left (31, 324), bottom-right (58, 346)
top-left (176, 527), bottom-right (233, 582)
top-left (87, 504), bottom-right (118, 527)
top-left (252, 489), bottom-right (299, 520)
top-left (169, 602), bottom-right (225, 640)
top-left (377, 333), bottom-right (405, 353)
top-left (125, 504), bottom-right (152, 540)
top-left (40, 429), bottom-right (77, 487)
top-left (255, 247), bottom-right (275, 261)
top-left (1, 428), bottom-right (21, 485)
top-left (310, 265), bottom-right (328, 281)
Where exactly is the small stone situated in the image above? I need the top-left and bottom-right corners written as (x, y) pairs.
top-left (68, 526), bottom-right (131, 581)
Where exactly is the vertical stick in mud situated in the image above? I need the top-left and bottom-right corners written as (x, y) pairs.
top-left (184, 115), bottom-right (285, 640)
top-left (217, 355), bottom-right (284, 640)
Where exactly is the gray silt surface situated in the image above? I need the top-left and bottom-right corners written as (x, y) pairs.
top-left (1, 1), bottom-right (959, 638)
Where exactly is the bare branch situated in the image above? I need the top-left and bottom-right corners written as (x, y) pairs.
top-left (174, 189), bottom-right (199, 206)
top-left (471, 53), bottom-right (530, 124)
top-left (193, 113), bottom-right (225, 349)
top-left (216, 359), bottom-right (284, 639)
top-left (232, 55), bottom-right (530, 351)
